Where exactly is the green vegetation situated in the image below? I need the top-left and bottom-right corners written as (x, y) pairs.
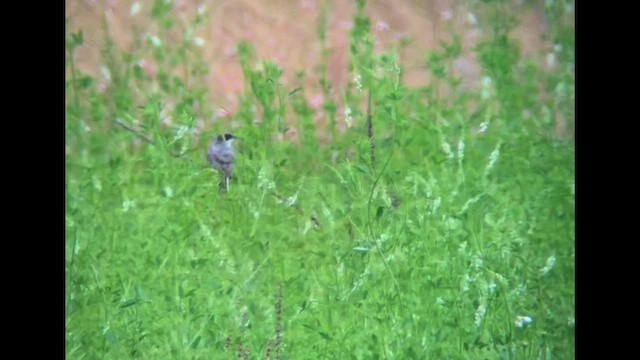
top-left (66, 1), bottom-right (574, 358)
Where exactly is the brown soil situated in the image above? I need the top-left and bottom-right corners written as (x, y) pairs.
top-left (66, 0), bottom-right (573, 136)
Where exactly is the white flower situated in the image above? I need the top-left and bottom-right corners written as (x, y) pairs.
top-left (485, 142), bottom-right (501, 174)
top-left (478, 121), bottom-right (488, 134)
top-left (200, 224), bottom-right (213, 240)
top-left (467, 12), bottom-right (477, 25)
top-left (457, 138), bottom-right (465, 161)
top-left (471, 254), bottom-right (483, 269)
top-left (445, 216), bottom-right (462, 231)
top-left (257, 166), bottom-right (275, 190)
top-left (540, 255), bottom-right (556, 275)
top-left (193, 37), bottom-right (205, 47)
top-left (149, 35), bottom-right (162, 48)
top-left (285, 193), bottom-right (298, 207)
top-left (432, 196), bottom-right (441, 214)
top-left (100, 65), bottom-right (111, 81)
top-left (459, 193), bottom-right (483, 215)
top-left (173, 125), bottom-right (188, 141)
top-left (474, 303), bottom-right (486, 327)
top-left (122, 199), bottom-right (136, 212)
top-left (487, 281), bottom-right (496, 295)
top-left (458, 241), bottom-right (467, 255)
top-left (461, 274), bottom-right (471, 292)
top-left (344, 106), bottom-right (353, 128)
top-left (441, 141), bottom-right (454, 159)
top-left (354, 74), bottom-right (363, 92)
top-left (376, 233), bottom-right (390, 247)
top-left (481, 76), bottom-right (493, 100)
top-left (546, 52), bottom-right (556, 68)
top-left (130, 2), bottom-right (141, 16)
top-left (515, 315), bottom-right (533, 328)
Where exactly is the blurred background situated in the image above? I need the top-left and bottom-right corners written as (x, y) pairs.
top-left (65, 0), bottom-right (573, 137)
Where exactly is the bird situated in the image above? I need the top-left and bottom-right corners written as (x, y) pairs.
top-left (207, 133), bottom-right (237, 192)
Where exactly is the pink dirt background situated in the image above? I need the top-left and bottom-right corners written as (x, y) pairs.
top-left (66, 0), bottom-right (572, 136)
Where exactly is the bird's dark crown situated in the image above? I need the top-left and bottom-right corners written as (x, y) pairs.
top-left (217, 133), bottom-right (236, 141)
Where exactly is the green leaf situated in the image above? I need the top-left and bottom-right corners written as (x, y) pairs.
top-left (355, 164), bottom-right (370, 175)
top-left (71, 31), bottom-right (83, 46)
top-left (120, 299), bottom-right (137, 308)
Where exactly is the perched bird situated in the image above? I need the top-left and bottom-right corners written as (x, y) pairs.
top-left (207, 133), bottom-right (237, 192)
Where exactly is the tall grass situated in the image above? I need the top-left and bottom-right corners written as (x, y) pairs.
top-left (66, 0), bottom-right (574, 358)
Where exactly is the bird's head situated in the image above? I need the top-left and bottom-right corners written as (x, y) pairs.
top-left (216, 133), bottom-right (237, 146)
